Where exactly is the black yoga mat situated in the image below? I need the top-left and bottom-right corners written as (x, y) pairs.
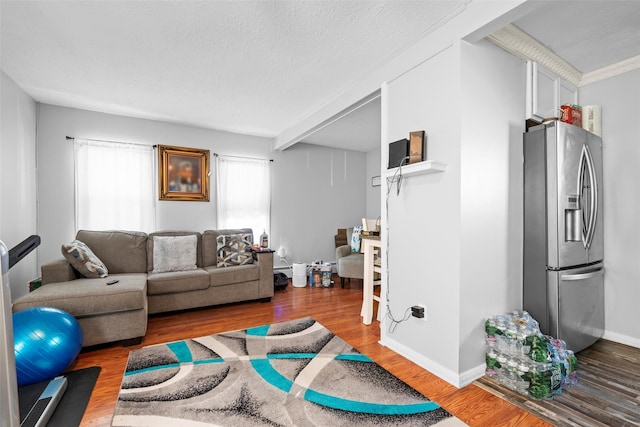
top-left (18, 366), bottom-right (101, 427)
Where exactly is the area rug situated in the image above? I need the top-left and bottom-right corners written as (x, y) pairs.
top-left (112, 317), bottom-right (465, 426)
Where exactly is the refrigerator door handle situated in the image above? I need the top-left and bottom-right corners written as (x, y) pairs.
top-left (577, 146), bottom-right (588, 248)
top-left (578, 144), bottom-right (598, 249)
top-left (585, 144), bottom-right (598, 249)
top-left (561, 268), bottom-right (604, 281)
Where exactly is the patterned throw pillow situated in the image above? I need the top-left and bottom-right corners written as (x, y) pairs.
top-left (216, 234), bottom-right (254, 267)
top-left (61, 240), bottom-right (109, 278)
top-left (152, 235), bottom-right (198, 273)
top-left (351, 225), bottom-right (363, 253)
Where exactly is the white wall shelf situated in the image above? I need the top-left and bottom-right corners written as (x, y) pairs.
top-left (384, 160), bottom-right (447, 179)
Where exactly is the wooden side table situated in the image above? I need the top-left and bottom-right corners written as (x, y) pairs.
top-left (361, 236), bottom-right (381, 325)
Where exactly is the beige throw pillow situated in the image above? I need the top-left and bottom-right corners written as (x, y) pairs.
top-left (152, 235), bottom-right (198, 273)
top-left (61, 239), bottom-right (109, 278)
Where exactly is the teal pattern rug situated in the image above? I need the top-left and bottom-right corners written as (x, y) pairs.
top-left (112, 317), bottom-right (465, 426)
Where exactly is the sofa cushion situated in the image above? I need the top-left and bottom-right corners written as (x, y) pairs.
top-left (76, 230), bottom-right (148, 274)
top-left (206, 264), bottom-right (260, 287)
top-left (61, 240), bottom-right (109, 278)
top-left (148, 231), bottom-right (203, 271)
top-left (147, 269), bottom-right (210, 295)
top-left (202, 228), bottom-right (253, 267)
top-left (216, 233), bottom-right (254, 267)
top-left (12, 274), bottom-right (147, 317)
top-left (151, 235), bottom-right (198, 273)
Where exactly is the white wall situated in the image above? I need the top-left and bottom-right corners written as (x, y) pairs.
top-left (270, 143), bottom-right (366, 268)
top-left (459, 39), bottom-right (525, 373)
top-left (35, 104), bottom-right (367, 272)
top-left (366, 146), bottom-right (381, 220)
top-left (380, 39), bottom-right (525, 387)
top-left (0, 71), bottom-right (38, 300)
top-left (382, 43), bottom-right (464, 383)
top-left (36, 104), bottom-right (271, 264)
top-left (580, 69), bottom-right (640, 348)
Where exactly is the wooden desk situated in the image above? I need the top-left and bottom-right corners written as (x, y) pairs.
top-left (361, 236), bottom-right (381, 325)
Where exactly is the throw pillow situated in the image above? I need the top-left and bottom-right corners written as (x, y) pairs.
top-left (152, 235), bottom-right (198, 273)
top-left (61, 240), bottom-right (109, 278)
top-left (351, 225), bottom-right (363, 253)
top-left (217, 233), bottom-right (254, 267)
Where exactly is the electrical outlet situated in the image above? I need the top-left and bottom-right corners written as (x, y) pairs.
top-left (411, 304), bottom-right (426, 320)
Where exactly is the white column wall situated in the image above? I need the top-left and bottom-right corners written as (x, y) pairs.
top-left (381, 44), bottom-right (463, 384)
top-left (381, 39), bottom-right (526, 387)
top-left (0, 71), bottom-right (38, 300)
top-left (580, 69), bottom-right (640, 348)
top-left (459, 39), bottom-right (526, 375)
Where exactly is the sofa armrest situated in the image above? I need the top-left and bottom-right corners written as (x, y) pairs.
top-left (255, 251), bottom-right (274, 299)
top-left (41, 259), bottom-right (78, 285)
top-left (336, 245), bottom-right (352, 260)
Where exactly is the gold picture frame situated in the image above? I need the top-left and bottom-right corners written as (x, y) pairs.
top-left (158, 145), bottom-right (210, 201)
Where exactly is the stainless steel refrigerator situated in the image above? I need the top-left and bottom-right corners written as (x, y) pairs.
top-left (523, 121), bottom-right (604, 353)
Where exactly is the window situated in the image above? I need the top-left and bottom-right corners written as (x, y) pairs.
top-left (216, 155), bottom-right (271, 241)
top-left (74, 138), bottom-right (155, 232)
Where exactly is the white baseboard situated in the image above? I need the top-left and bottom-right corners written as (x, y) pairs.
top-left (379, 336), bottom-right (484, 389)
top-left (602, 330), bottom-right (640, 349)
top-left (459, 363), bottom-right (486, 388)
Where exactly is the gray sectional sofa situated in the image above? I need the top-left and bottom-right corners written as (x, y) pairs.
top-left (12, 229), bottom-right (274, 347)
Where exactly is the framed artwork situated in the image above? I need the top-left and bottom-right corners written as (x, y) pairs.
top-left (409, 130), bottom-right (426, 164)
top-left (158, 145), bottom-right (210, 201)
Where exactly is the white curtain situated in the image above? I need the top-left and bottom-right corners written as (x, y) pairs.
top-left (74, 138), bottom-right (155, 232)
top-left (216, 155), bottom-right (271, 241)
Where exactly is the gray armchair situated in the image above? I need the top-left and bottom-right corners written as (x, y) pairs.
top-left (336, 245), bottom-right (364, 288)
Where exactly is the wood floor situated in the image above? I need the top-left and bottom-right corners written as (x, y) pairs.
top-left (69, 278), bottom-right (549, 427)
top-left (476, 339), bottom-right (640, 426)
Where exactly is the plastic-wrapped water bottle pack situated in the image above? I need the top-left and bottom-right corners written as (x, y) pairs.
top-left (484, 310), bottom-right (578, 399)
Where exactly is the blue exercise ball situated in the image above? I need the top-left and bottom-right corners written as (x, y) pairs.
top-left (13, 306), bottom-right (83, 386)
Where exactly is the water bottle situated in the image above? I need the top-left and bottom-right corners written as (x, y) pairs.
top-left (528, 362), bottom-right (553, 399)
top-left (260, 230), bottom-right (268, 248)
top-left (564, 350), bottom-right (579, 386)
top-left (550, 360), bottom-right (563, 395)
top-left (516, 359), bottom-right (531, 395)
top-left (485, 349), bottom-right (499, 377)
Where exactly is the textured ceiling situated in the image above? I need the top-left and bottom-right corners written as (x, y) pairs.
top-left (0, 0), bottom-right (467, 139)
top-left (513, 1), bottom-right (640, 74)
top-left (2, 1), bottom-right (638, 153)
